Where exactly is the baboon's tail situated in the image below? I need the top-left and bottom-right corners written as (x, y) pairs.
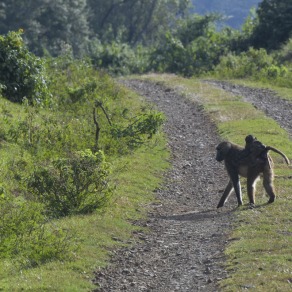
top-left (266, 146), bottom-right (290, 165)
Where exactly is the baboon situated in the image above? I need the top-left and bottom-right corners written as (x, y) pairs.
top-left (245, 135), bottom-right (289, 167)
top-left (236, 134), bottom-right (260, 162)
top-left (216, 137), bottom-right (289, 208)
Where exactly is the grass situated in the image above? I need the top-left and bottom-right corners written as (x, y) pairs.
top-left (0, 136), bottom-right (170, 291)
top-left (0, 82), bottom-right (170, 291)
top-left (2, 71), bottom-right (291, 290)
top-left (135, 74), bottom-right (292, 291)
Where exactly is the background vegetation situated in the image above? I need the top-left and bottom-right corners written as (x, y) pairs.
top-left (0, 0), bottom-right (291, 83)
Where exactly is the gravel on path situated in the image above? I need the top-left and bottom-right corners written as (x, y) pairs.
top-left (94, 80), bottom-right (235, 291)
top-left (93, 79), bottom-right (291, 291)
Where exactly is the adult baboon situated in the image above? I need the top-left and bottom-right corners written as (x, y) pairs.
top-left (216, 137), bottom-right (289, 208)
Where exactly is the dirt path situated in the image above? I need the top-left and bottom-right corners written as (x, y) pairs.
top-left (93, 79), bottom-right (291, 291)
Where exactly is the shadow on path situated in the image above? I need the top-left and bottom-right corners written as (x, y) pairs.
top-left (159, 201), bottom-right (269, 222)
top-left (159, 208), bottom-right (235, 222)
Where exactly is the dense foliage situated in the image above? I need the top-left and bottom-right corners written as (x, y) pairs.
top-left (0, 30), bottom-right (50, 104)
top-left (88, 0), bottom-right (189, 45)
top-left (0, 0), bottom-right (90, 56)
top-left (150, 14), bottom-right (232, 76)
top-left (0, 0), bottom-right (292, 81)
top-left (0, 0), bottom-right (190, 57)
top-left (214, 48), bottom-right (289, 81)
top-left (28, 149), bottom-right (112, 218)
top-left (251, 0), bottom-right (292, 50)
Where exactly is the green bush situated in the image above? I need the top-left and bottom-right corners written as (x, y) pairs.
top-left (277, 38), bottom-right (292, 63)
top-left (28, 149), bottom-right (112, 218)
top-left (110, 111), bottom-right (165, 152)
top-left (150, 33), bottom-right (221, 76)
top-left (90, 40), bottom-right (150, 75)
top-left (0, 30), bottom-right (51, 104)
top-left (0, 194), bottom-right (74, 267)
top-left (214, 47), bottom-right (288, 80)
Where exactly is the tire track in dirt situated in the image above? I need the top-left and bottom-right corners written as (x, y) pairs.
top-left (205, 80), bottom-right (292, 138)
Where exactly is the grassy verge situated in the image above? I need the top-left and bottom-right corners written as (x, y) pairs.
top-left (0, 75), bottom-right (170, 291)
top-left (136, 74), bottom-right (292, 291)
top-left (0, 140), bottom-right (169, 291)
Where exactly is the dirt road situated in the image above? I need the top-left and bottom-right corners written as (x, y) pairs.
top-left (94, 79), bottom-right (291, 291)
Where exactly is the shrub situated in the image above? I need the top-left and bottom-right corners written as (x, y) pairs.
top-left (214, 47), bottom-right (288, 80)
top-left (28, 149), bottom-right (112, 217)
top-left (89, 40), bottom-right (150, 76)
top-left (150, 24), bottom-right (231, 76)
top-left (0, 30), bottom-right (51, 104)
top-left (110, 111), bottom-right (165, 152)
top-left (277, 38), bottom-right (292, 63)
top-left (0, 194), bottom-right (74, 267)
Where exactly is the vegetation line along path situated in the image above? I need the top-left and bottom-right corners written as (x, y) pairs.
top-left (205, 80), bottom-right (292, 138)
top-left (94, 79), bottom-right (235, 291)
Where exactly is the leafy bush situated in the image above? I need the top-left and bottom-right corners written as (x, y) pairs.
top-left (0, 30), bottom-right (51, 104)
top-left (90, 40), bottom-right (150, 75)
top-left (110, 111), bottom-right (165, 151)
top-left (277, 38), bottom-right (292, 63)
top-left (150, 15), bottom-right (231, 76)
top-left (0, 194), bottom-right (74, 267)
top-left (28, 149), bottom-right (112, 217)
top-left (214, 48), bottom-right (288, 80)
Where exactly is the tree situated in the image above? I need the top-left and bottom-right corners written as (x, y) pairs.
top-left (88, 0), bottom-right (191, 45)
top-left (252, 0), bottom-right (292, 50)
top-left (0, 30), bottom-right (50, 103)
top-left (0, 0), bottom-right (90, 56)
top-left (150, 14), bottom-right (229, 76)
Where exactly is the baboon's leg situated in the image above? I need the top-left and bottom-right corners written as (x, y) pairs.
top-left (263, 168), bottom-right (276, 203)
top-left (230, 174), bottom-right (243, 207)
top-left (246, 173), bottom-right (259, 205)
top-left (217, 180), bottom-right (234, 208)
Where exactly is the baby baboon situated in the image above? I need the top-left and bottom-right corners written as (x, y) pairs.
top-left (242, 135), bottom-right (269, 166)
top-left (245, 135), bottom-right (289, 167)
top-left (236, 134), bottom-right (260, 162)
top-left (216, 137), bottom-right (289, 208)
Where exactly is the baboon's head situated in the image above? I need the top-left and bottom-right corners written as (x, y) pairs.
top-left (245, 134), bottom-right (257, 145)
top-left (216, 141), bottom-right (231, 162)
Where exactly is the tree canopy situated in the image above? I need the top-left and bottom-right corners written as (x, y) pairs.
top-left (252, 0), bottom-right (292, 50)
top-left (0, 0), bottom-right (90, 56)
top-left (0, 0), bottom-right (191, 56)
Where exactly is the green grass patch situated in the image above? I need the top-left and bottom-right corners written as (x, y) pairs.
top-left (136, 74), bottom-right (292, 292)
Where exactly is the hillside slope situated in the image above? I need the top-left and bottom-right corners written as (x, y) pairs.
top-left (192, 0), bottom-right (260, 28)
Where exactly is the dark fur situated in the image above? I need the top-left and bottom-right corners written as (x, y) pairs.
top-left (216, 137), bottom-right (289, 208)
